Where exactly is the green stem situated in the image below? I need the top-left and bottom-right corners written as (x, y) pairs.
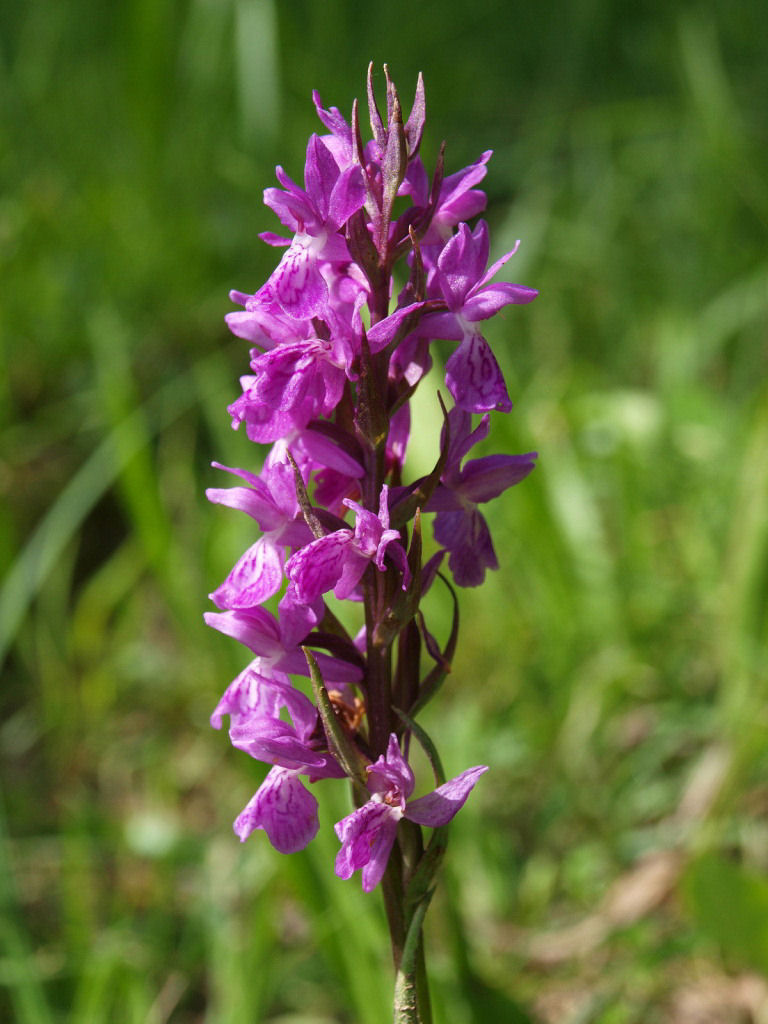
top-left (381, 844), bottom-right (406, 969)
top-left (384, 820), bottom-right (441, 1023)
top-left (392, 888), bottom-right (433, 1023)
top-left (414, 934), bottom-right (433, 1024)
top-left (364, 570), bottom-right (393, 759)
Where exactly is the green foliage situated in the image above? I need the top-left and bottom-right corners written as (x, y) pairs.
top-left (1, 0), bottom-right (766, 1021)
top-left (683, 853), bottom-right (768, 975)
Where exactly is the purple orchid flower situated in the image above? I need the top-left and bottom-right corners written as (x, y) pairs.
top-left (263, 134), bottom-right (366, 319)
top-left (334, 734), bottom-right (488, 892)
top-left (210, 666), bottom-right (336, 854)
top-left (285, 485), bottom-right (410, 604)
top-left (312, 90), bottom-right (356, 170)
top-left (205, 588), bottom-right (363, 683)
top-left (425, 407), bottom-right (537, 587)
top-left (207, 458), bottom-right (313, 607)
top-left (225, 283), bottom-right (315, 349)
top-left (227, 333), bottom-right (353, 444)
top-left (421, 220), bottom-right (538, 413)
top-left (400, 149), bottom-right (492, 245)
top-left (227, 671), bottom-right (344, 781)
top-left (205, 74), bottom-right (542, 970)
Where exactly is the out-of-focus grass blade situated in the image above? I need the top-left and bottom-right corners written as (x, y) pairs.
top-left (714, 391), bottom-right (768, 805)
top-left (0, 792), bottom-right (55, 1024)
top-left (235, 0), bottom-right (281, 149)
top-left (203, 837), bottom-right (278, 1024)
top-left (434, 867), bottom-right (534, 1024)
top-left (678, 11), bottom-right (768, 225)
top-left (87, 309), bottom-right (172, 592)
top-left (683, 852), bottom-right (768, 974)
top-left (283, 786), bottom-right (391, 1024)
top-left (67, 937), bottom-right (157, 1024)
top-left (0, 917), bottom-right (54, 1024)
top-left (0, 349), bottom-right (231, 666)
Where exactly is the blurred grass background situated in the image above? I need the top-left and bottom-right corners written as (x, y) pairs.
top-left (1, 0), bottom-right (767, 1021)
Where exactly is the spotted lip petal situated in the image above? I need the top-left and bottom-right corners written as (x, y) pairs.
top-left (444, 332), bottom-right (513, 413)
top-left (209, 537), bottom-right (284, 609)
top-left (210, 662), bottom-right (290, 730)
top-left (272, 236), bottom-right (329, 319)
top-left (333, 801), bottom-right (401, 892)
top-left (285, 485), bottom-right (410, 605)
top-left (235, 767), bottom-right (320, 854)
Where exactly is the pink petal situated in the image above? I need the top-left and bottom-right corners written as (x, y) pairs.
top-left (457, 453), bottom-right (537, 504)
top-left (285, 530), bottom-right (353, 604)
top-left (332, 549), bottom-right (370, 600)
top-left (204, 608), bottom-right (283, 659)
top-left (445, 333), bottom-right (512, 413)
top-left (210, 662), bottom-right (285, 730)
top-left (327, 164), bottom-right (366, 231)
top-left (433, 508), bottom-right (498, 587)
top-left (365, 302), bottom-right (425, 353)
top-left (405, 766), bottom-right (488, 827)
top-left (334, 801), bottom-right (400, 891)
top-left (272, 238), bottom-right (328, 319)
top-left (462, 282), bottom-right (538, 322)
top-left (210, 538), bottom-right (284, 609)
top-left (436, 221), bottom-right (489, 309)
top-left (366, 734), bottom-right (415, 801)
top-left (235, 767), bottom-right (319, 853)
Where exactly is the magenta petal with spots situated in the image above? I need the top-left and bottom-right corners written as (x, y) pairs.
top-left (209, 537), bottom-right (284, 609)
top-left (210, 662), bottom-right (289, 730)
top-left (334, 801), bottom-right (401, 892)
top-left (235, 767), bottom-right (319, 853)
top-left (433, 507), bottom-right (498, 587)
top-left (444, 332), bottom-right (512, 413)
top-left (333, 735), bottom-right (487, 891)
top-left (272, 236), bottom-right (329, 319)
top-left (285, 531), bottom-right (354, 605)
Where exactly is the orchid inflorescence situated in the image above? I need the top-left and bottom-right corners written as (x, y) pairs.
top-left (205, 64), bottom-right (537, 1014)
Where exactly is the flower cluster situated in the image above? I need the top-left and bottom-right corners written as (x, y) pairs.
top-left (206, 67), bottom-right (537, 892)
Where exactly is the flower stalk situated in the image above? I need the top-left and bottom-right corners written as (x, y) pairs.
top-left (204, 64), bottom-right (538, 1022)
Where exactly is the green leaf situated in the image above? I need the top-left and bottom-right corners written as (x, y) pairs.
top-left (286, 450), bottom-right (326, 540)
top-left (393, 618), bottom-right (422, 717)
top-left (393, 707), bottom-right (446, 787)
top-left (409, 572), bottom-right (460, 717)
top-left (302, 646), bottom-right (370, 791)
